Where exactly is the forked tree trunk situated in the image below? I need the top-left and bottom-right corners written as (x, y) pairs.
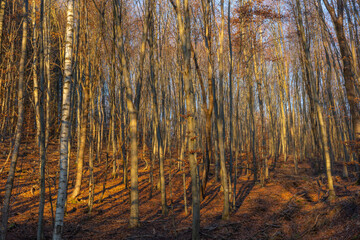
top-left (171, 0), bottom-right (200, 238)
top-left (198, 0), bottom-right (214, 199)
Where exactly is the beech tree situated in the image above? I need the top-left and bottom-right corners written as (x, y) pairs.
top-left (0, 0), bottom-right (359, 239)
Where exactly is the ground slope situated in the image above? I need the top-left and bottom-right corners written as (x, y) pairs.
top-left (1, 141), bottom-right (360, 239)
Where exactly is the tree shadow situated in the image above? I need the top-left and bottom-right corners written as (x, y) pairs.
top-left (233, 180), bottom-right (254, 214)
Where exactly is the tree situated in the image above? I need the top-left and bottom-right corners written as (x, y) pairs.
top-left (0, 1), bottom-right (28, 239)
top-left (53, 0), bottom-right (74, 238)
top-left (323, 0), bottom-right (360, 162)
top-left (31, 0), bottom-right (47, 238)
top-left (170, 0), bottom-right (200, 238)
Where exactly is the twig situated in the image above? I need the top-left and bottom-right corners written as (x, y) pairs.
top-left (0, 149), bottom-right (12, 175)
top-left (265, 223), bottom-right (281, 228)
top-left (126, 234), bottom-right (165, 239)
top-left (141, 219), bottom-right (168, 223)
top-left (252, 222), bottom-right (282, 239)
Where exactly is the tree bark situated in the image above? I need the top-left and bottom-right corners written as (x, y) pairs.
top-left (53, 0), bottom-right (74, 238)
top-left (35, 0), bottom-right (47, 238)
top-left (171, 0), bottom-right (200, 238)
top-left (1, 1), bottom-right (28, 239)
top-left (323, 0), bottom-right (360, 151)
top-left (0, 0), bottom-right (6, 52)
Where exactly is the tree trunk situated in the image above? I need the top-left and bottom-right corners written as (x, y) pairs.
top-left (45, 0), bottom-right (51, 146)
top-left (296, 0), bottom-right (335, 199)
top-left (148, 1), bottom-right (168, 215)
top-left (0, 0), bottom-right (6, 52)
top-left (35, 0), bottom-right (47, 238)
top-left (217, 0), bottom-right (230, 220)
top-left (1, 1), bottom-right (28, 239)
top-left (53, 0), bottom-right (74, 238)
top-left (172, 0), bottom-right (200, 238)
top-left (324, 0), bottom-right (360, 157)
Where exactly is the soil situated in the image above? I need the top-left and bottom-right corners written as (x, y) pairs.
top-left (1, 139), bottom-right (360, 240)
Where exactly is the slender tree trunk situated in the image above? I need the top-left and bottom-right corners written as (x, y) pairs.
top-left (35, 0), bottom-right (47, 238)
top-left (148, 2), bottom-right (168, 215)
top-left (316, 103), bottom-right (336, 199)
top-left (88, 64), bottom-right (94, 212)
top-left (217, 0), bottom-right (230, 220)
top-left (113, 0), bottom-right (143, 227)
top-left (323, 0), bottom-right (360, 147)
top-left (70, 55), bottom-right (89, 200)
top-left (296, 0), bottom-right (335, 199)
top-left (128, 106), bottom-right (139, 227)
top-left (0, 0), bottom-right (6, 52)
top-left (198, 0), bottom-right (214, 199)
top-left (1, 1), bottom-right (28, 239)
top-left (119, 82), bottom-right (127, 187)
top-left (53, 0), bottom-right (74, 238)
top-left (70, 83), bottom-right (87, 199)
top-left (45, 0), bottom-right (51, 146)
top-left (171, 0), bottom-right (200, 238)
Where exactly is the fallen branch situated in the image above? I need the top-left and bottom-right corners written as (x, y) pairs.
top-left (296, 214), bottom-right (321, 239)
top-left (204, 221), bottom-right (249, 231)
top-left (200, 231), bottom-right (227, 240)
top-left (286, 191), bottom-right (307, 205)
top-left (126, 234), bottom-right (166, 239)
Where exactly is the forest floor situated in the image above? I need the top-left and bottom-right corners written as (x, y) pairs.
top-left (1, 139), bottom-right (360, 240)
